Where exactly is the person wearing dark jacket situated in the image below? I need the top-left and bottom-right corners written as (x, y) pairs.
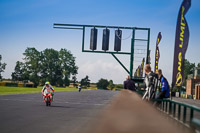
top-left (156, 69), bottom-right (170, 99)
top-left (124, 75), bottom-right (136, 91)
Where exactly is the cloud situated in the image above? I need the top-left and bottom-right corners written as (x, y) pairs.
top-left (77, 60), bottom-right (127, 84)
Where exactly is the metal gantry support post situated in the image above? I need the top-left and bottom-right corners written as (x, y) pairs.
top-left (146, 29), bottom-right (150, 64)
top-left (82, 26), bottom-right (85, 52)
top-left (111, 53), bottom-right (130, 74)
top-left (130, 28), bottom-right (135, 79)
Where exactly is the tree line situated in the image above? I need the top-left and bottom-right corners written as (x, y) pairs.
top-left (11, 47), bottom-right (78, 87)
top-left (0, 48), bottom-right (118, 89)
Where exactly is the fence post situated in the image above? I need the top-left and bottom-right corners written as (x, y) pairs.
top-left (173, 103), bottom-right (176, 117)
top-left (165, 101), bottom-right (168, 112)
top-left (183, 106), bottom-right (187, 123)
top-left (178, 104), bottom-right (181, 120)
top-left (162, 101), bottom-right (165, 111)
top-left (190, 108), bottom-right (194, 124)
top-left (169, 101), bottom-right (172, 115)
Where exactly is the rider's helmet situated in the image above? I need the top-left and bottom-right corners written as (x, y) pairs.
top-left (45, 82), bottom-right (50, 87)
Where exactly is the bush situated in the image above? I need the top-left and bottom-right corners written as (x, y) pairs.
top-left (97, 78), bottom-right (109, 90)
top-left (115, 84), bottom-right (123, 90)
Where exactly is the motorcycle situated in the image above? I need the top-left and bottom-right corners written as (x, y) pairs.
top-left (42, 89), bottom-right (54, 106)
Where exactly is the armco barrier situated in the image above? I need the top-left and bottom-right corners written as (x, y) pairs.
top-left (5, 82), bottom-right (18, 87)
top-left (0, 82), bottom-right (6, 86)
top-left (18, 83), bottom-right (24, 87)
top-left (154, 99), bottom-right (200, 130)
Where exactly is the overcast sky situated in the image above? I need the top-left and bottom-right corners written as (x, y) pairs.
top-left (0, 0), bottom-right (200, 84)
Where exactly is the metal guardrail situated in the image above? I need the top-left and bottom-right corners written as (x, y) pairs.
top-left (154, 99), bottom-right (200, 130)
top-left (136, 88), bottom-right (200, 131)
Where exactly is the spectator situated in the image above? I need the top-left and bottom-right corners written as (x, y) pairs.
top-left (142, 64), bottom-right (158, 100)
top-left (123, 75), bottom-right (136, 91)
top-left (156, 69), bottom-right (170, 99)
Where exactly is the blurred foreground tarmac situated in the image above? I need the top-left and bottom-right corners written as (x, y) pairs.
top-left (85, 90), bottom-right (193, 133)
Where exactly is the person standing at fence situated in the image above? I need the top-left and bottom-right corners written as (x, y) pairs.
top-left (156, 69), bottom-right (170, 99)
top-left (142, 64), bottom-right (158, 100)
top-left (123, 75), bottom-right (136, 91)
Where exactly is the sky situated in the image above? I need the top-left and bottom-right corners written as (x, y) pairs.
top-left (0, 0), bottom-right (200, 84)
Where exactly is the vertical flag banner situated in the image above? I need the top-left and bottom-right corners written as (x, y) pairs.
top-left (148, 50), bottom-right (151, 64)
top-left (134, 68), bottom-right (138, 77)
top-left (136, 66), bottom-right (140, 77)
top-left (154, 32), bottom-right (162, 72)
top-left (140, 58), bottom-right (145, 77)
top-left (172, 0), bottom-right (191, 88)
top-left (134, 71), bottom-right (137, 77)
top-left (138, 66), bottom-right (141, 77)
top-left (134, 67), bottom-right (140, 78)
top-left (134, 58), bottom-right (145, 78)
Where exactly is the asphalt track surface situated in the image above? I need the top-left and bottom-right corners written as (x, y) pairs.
top-left (0, 90), bottom-right (118, 133)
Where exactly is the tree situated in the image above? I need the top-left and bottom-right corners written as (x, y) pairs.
top-left (72, 75), bottom-right (77, 87)
top-left (108, 80), bottom-right (115, 90)
top-left (64, 76), bottom-right (70, 86)
top-left (58, 48), bottom-right (78, 86)
top-left (184, 59), bottom-right (195, 80)
top-left (97, 78), bottom-right (109, 90)
top-left (23, 48), bottom-right (41, 87)
top-left (197, 63), bottom-right (200, 68)
top-left (12, 47), bottom-right (78, 87)
top-left (12, 61), bottom-right (28, 81)
top-left (0, 55), bottom-right (7, 80)
top-left (182, 59), bottom-right (195, 86)
top-left (40, 48), bottom-right (60, 86)
top-left (40, 48), bottom-right (78, 86)
top-left (80, 75), bottom-right (90, 88)
top-left (115, 84), bottom-right (123, 90)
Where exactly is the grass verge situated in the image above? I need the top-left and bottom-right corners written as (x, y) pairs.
top-left (0, 86), bottom-right (88, 95)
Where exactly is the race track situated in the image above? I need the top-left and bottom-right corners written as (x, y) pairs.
top-left (0, 90), bottom-right (118, 133)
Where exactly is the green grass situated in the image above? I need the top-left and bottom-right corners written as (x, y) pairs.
top-left (0, 86), bottom-right (86, 95)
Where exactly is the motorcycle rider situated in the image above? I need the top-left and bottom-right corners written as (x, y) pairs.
top-left (42, 82), bottom-right (54, 100)
top-left (78, 84), bottom-right (82, 92)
